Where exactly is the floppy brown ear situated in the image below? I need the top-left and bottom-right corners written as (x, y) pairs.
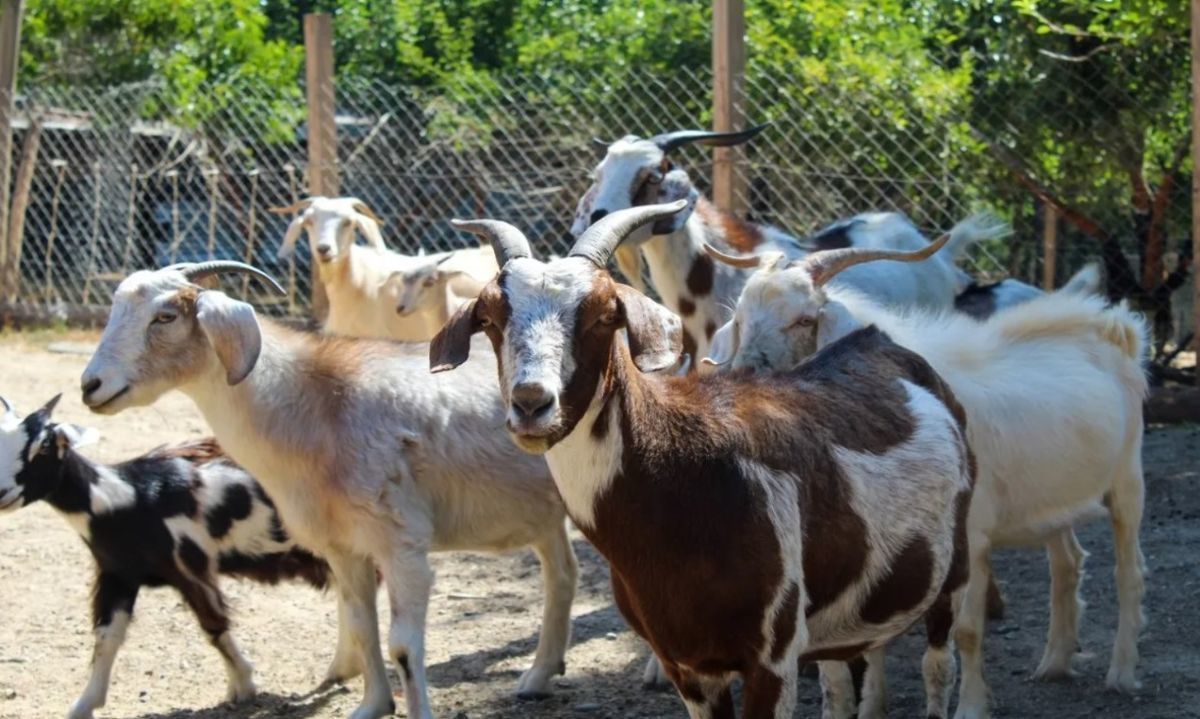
top-left (615, 284), bottom-right (682, 373)
top-left (430, 298), bottom-right (479, 373)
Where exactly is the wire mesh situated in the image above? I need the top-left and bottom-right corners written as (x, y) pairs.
top-left (1, 60), bottom-right (1192, 347)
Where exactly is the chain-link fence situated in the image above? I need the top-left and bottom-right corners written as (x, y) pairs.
top-left (1, 59), bottom-right (1193, 350)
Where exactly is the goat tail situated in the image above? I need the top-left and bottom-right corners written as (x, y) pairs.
top-left (1096, 301), bottom-right (1150, 365)
top-left (942, 211), bottom-right (1012, 260)
top-left (996, 293), bottom-right (1149, 361)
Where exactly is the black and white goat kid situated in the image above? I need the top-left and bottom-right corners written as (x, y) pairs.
top-left (0, 395), bottom-right (333, 719)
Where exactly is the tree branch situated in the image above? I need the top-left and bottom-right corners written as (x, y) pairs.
top-left (1142, 135), bottom-right (1192, 290)
top-left (970, 126), bottom-right (1110, 239)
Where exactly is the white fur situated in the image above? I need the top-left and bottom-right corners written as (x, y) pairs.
top-left (576, 140), bottom-right (1005, 361)
top-left (82, 269), bottom-right (578, 719)
top-left (722, 264), bottom-right (1150, 718)
top-left (67, 610), bottom-right (131, 719)
top-left (88, 464), bottom-right (137, 514)
top-left (276, 197), bottom-right (495, 342)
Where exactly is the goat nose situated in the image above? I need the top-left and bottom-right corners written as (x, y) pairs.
top-left (511, 383), bottom-right (555, 419)
top-left (316, 244), bottom-right (332, 256)
top-left (82, 377), bottom-right (101, 398)
top-left (589, 209), bottom-right (609, 224)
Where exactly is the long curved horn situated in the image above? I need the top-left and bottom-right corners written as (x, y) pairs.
top-left (569, 200), bottom-right (688, 268)
top-left (804, 230), bottom-right (954, 288)
top-left (0, 395), bottom-right (12, 415)
top-left (702, 243), bottom-right (763, 269)
top-left (592, 137), bottom-right (614, 148)
top-left (648, 123), bottom-right (771, 153)
top-left (170, 261), bottom-right (286, 295)
top-left (450, 219), bottom-right (533, 266)
top-left (267, 198), bottom-right (315, 215)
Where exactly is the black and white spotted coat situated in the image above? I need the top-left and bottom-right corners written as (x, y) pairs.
top-left (0, 395), bottom-right (330, 719)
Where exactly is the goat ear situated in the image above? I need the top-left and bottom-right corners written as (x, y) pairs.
top-left (615, 285), bottom-right (682, 373)
top-left (53, 423), bottom-right (99, 457)
top-left (378, 269), bottom-right (404, 289)
top-left (196, 292), bottom-right (262, 386)
top-left (702, 320), bottom-right (738, 368)
top-left (650, 170), bottom-right (698, 234)
top-left (570, 183), bottom-right (599, 238)
top-left (353, 215), bottom-right (386, 250)
top-left (613, 245), bottom-right (646, 293)
top-left (816, 300), bottom-right (864, 350)
top-left (277, 212), bottom-right (309, 260)
top-left (430, 298), bottom-right (479, 373)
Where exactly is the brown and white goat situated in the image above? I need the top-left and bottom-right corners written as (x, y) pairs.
top-left (430, 202), bottom-right (976, 719)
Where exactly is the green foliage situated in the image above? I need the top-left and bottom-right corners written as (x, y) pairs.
top-left (22, 0), bottom-right (303, 143)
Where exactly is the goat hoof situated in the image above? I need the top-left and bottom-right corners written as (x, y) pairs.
top-left (66, 702), bottom-right (97, 719)
top-left (1105, 668), bottom-right (1141, 693)
top-left (225, 680), bottom-right (257, 704)
top-left (349, 699), bottom-right (396, 719)
top-left (516, 665), bottom-right (557, 698)
top-left (641, 655), bottom-right (670, 690)
top-left (1032, 661), bottom-right (1076, 682)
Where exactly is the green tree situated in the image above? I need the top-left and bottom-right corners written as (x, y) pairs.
top-left (21, 0), bottom-right (303, 143)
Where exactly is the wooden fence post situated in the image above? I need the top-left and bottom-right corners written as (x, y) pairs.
top-left (0, 0), bottom-right (26, 302)
top-left (712, 0), bottom-right (746, 215)
top-left (304, 12), bottom-right (338, 321)
top-left (1192, 0), bottom-right (1200, 382)
top-left (1042, 204), bottom-right (1058, 291)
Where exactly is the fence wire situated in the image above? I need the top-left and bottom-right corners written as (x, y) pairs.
top-left (1, 60), bottom-right (1193, 349)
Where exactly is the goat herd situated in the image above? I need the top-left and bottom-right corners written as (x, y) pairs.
top-left (0, 126), bottom-right (1148, 719)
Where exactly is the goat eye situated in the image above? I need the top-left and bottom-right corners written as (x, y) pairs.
top-left (792, 316), bottom-right (815, 329)
top-left (423, 277), bottom-right (436, 288)
top-left (646, 172), bottom-right (663, 185)
top-left (153, 311), bottom-right (177, 325)
top-left (478, 316), bottom-right (492, 328)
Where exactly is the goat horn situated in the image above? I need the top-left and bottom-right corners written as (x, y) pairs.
top-left (350, 199), bottom-right (386, 226)
top-left (702, 243), bottom-right (763, 269)
top-left (0, 395), bottom-right (12, 415)
top-left (804, 230), bottom-right (954, 288)
top-left (450, 219), bottom-right (533, 266)
top-left (648, 123), bottom-right (771, 153)
top-left (592, 137), bottom-right (613, 148)
top-left (169, 261), bottom-right (286, 295)
top-left (39, 393), bottom-right (62, 415)
top-left (267, 198), bottom-right (314, 215)
top-left (569, 200), bottom-right (688, 268)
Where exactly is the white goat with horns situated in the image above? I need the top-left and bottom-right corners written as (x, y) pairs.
top-left (79, 260), bottom-right (578, 719)
top-left (704, 238), bottom-right (1149, 719)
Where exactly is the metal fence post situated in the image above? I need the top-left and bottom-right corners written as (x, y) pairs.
top-left (712, 0), bottom-right (745, 215)
top-left (304, 12), bottom-right (338, 321)
top-left (1042, 205), bottom-right (1057, 291)
top-left (0, 0), bottom-right (26, 302)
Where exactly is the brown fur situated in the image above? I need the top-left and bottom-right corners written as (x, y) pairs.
top-left (694, 197), bottom-right (765, 254)
top-left (462, 264), bottom-right (973, 716)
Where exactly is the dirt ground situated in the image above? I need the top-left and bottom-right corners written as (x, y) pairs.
top-left (0, 330), bottom-right (1197, 719)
